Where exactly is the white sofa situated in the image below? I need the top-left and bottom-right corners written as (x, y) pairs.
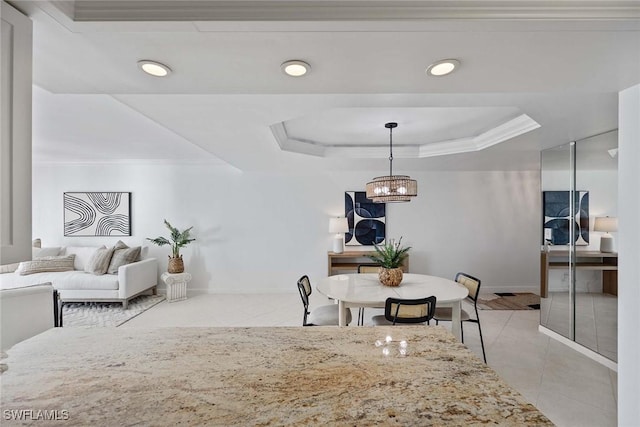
top-left (0, 245), bottom-right (158, 310)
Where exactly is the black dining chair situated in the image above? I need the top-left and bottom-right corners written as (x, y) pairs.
top-left (297, 275), bottom-right (352, 326)
top-left (372, 296), bottom-right (437, 325)
top-left (433, 272), bottom-right (486, 363)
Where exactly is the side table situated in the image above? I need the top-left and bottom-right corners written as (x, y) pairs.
top-left (161, 272), bottom-right (192, 303)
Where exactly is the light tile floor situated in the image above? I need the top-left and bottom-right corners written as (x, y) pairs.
top-left (122, 292), bottom-right (617, 427)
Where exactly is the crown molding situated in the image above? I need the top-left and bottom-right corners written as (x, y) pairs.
top-left (271, 114), bottom-right (541, 159)
top-left (44, 1), bottom-right (640, 22)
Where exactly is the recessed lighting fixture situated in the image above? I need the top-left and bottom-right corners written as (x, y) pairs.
top-left (426, 59), bottom-right (460, 77)
top-left (137, 60), bottom-right (172, 77)
top-left (281, 60), bottom-right (310, 77)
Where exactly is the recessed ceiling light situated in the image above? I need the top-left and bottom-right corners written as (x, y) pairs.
top-left (137, 60), bottom-right (172, 77)
top-left (281, 60), bottom-right (310, 77)
top-left (426, 59), bottom-right (460, 77)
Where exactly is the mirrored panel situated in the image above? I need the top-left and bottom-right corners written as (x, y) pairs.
top-left (540, 142), bottom-right (574, 339)
top-left (540, 130), bottom-right (618, 362)
top-left (574, 131), bottom-right (618, 361)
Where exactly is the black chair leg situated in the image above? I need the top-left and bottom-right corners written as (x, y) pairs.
top-left (58, 301), bottom-right (65, 328)
top-left (53, 290), bottom-right (60, 327)
top-left (460, 321), bottom-right (464, 342)
top-left (358, 308), bottom-right (364, 326)
top-left (477, 321), bottom-right (487, 364)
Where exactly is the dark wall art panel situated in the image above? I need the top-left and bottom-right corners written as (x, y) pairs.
top-left (344, 191), bottom-right (385, 246)
top-left (542, 190), bottom-right (589, 245)
top-left (64, 192), bottom-right (131, 236)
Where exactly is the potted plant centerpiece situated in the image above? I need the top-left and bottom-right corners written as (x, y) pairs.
top-left (147, 220), bottom-right (196, 274)
top-left (367, 237), bottom-right (411, 287)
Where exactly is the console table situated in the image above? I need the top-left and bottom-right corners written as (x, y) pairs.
top-left (540, 250), bottom-right (618, 298)
top-left (327, 251), bottom-right (409, 276)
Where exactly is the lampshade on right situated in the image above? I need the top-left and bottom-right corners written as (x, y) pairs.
top-left (594, 216), bottom-right (618, 253)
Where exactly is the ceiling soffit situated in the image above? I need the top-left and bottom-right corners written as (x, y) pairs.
top-left (270, 109), bottom-right (541, 158)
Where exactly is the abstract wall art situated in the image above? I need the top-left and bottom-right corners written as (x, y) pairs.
top-left (64, 192), bottom-right (131, 236)
top-left (542, 190), bottom-right (589, 245)
top-left (344, 191), bottom-right (385, 246)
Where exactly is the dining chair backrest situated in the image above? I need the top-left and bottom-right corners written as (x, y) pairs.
top-left (455, 272), bottom-right (481, 303)
top-left (297, 275), bottom-right (312, 308)
top-left (384, 296), bottom-right (437, 324)
top-left (358, 265), bottom-right (380, 274)
top-left (297, 275), bottom-right (313, 325)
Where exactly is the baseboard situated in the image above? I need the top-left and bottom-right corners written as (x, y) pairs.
top-left (166, 288), bottom-right (293, 296)
top-left (539, 325), bottom-right (617, 372)
top-left (174, 286), bottom-right (542, 296)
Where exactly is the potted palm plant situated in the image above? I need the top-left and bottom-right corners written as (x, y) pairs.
top-left (367, 237), bottom-right (411, 287)
top-left (147, 219), bottom-right (196, 273)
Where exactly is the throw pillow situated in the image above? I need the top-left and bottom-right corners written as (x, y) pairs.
top-left (0, 263), bottom-right (20, 274)
top-left (107, 241), bottom-right (142, 274)
top-left (84, 247), bottom-right (116, 275)
top-left (16, 255), bottom-right (75, 276)
top-left (62, 246), bottom-right (106, 270)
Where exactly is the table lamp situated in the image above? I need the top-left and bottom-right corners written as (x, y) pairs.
top-left (594, 216), bottom-right (617, 253)
top-left (329, 217), bottom-right (349, 254)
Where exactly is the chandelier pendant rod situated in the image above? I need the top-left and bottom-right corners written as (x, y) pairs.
top-left (389, 125), bottom-right (393, 177)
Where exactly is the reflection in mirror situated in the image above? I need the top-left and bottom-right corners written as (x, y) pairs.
top-left (540, 142), bottom-right (574, 341)
top-left (575, 131), bottom-right (618, 361)
top-left (540, 130), bottom-right (618, 362)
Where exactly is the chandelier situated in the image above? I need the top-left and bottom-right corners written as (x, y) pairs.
top-left (366, 122), bottom-right (418, 203)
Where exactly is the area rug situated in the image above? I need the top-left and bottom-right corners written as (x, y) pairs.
top-left (477, 293), bottom-right (540, 310)
top-left (62, 294), bottom-right (165, 327)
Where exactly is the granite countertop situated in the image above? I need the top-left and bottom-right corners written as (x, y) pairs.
top-left (0, 326), bottom-right (553, 426)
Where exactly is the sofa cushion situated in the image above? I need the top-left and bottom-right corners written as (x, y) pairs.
top-left (62, 246), bottom-right (106, 271)
top-left (85, 247), bottom-right (115, 275)
top-left (0, 270), bottom-right (119, 291)
top-left (107, 241), bottom-right (141, 274)
top-left (16, 255), bottom-right (76, 276)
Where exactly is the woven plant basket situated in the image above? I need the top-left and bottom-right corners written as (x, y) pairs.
top-left (168, 255), bottom-right (184, 274)
top-left (379, 267), bottom-right (403, 287)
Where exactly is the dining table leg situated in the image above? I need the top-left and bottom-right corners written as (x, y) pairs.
top-left (450, 301), bottom-right (462, 341)
top-left (338, 300), bottom-right (347, 326)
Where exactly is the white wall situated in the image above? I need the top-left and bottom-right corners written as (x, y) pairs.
top-left (618, 84), bottom-right (640, 427)
top-left (32, 163), bottom-right (541, 294)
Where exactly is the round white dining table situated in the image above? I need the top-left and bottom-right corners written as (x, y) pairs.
top-left (316, 273), bottom-right (469, 341)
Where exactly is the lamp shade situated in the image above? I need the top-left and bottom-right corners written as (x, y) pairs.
top-left (329, 217), bottom-right (349, 234)
top-left (594, 217), bottom-right (618, 233)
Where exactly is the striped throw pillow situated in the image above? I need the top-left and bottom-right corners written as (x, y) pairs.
top-left (17, 255), bottom-right (76, 276)
top-left (107, 241), bottom-right (141, 274)
top-left (85, 247), bottom-right (115, 275)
